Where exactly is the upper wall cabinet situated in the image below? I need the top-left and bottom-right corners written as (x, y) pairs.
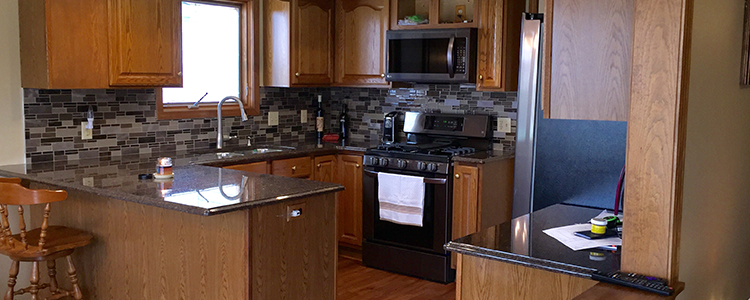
top-left (18, 0), bottom-right (183, 89)
top-left (542, 0), bottom-right (633, 121)
top-left (390, 0), bottom-right (478, 29)
top-left (263, 0), bottom-right (334, 87)
top-left (475, 0), bottom-right (524, 91)
top-left (108, 0), bottom-right (183, 87)
top-left (334, 0), bottom-right (390, 87)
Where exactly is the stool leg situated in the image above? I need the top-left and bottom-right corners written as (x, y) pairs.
top-left (65, 256), bottom-right (83, 300)
top-left (47, 259), bottom-right (58, 294)
top-left (4, 260), bottom-right (18, 300)
top-left (29, 261), bottom-right (39, 300)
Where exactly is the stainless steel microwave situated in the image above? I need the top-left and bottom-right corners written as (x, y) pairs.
top-left (385, 28), bottom-right (477, 83)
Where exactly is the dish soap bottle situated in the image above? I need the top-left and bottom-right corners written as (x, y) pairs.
top-left (339, 103), bottom-right (349, 141)
top-left (315, 95), bottom-right (324, 142)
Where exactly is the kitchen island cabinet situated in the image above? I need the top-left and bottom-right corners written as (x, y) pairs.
top-left (0, 160), bottom-right (342, 300)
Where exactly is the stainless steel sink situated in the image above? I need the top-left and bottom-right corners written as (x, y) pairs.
top-left (215, 152), bottom-right (245, 159)
top-left (250, 148), bottom-right (284, 154)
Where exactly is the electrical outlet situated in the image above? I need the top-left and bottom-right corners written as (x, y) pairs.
top-left (82, 177), bottom-right (94, 187)
top-left (81, 122), bottom-right (93, 140)
top-left (268, 111), bottom-right (279, 126)
top-left (497, 117), bottom-right (511, 133)
top-left (301, 110), bottom-right (307, 123)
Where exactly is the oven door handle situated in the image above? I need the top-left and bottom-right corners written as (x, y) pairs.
top-left (363, 169), bottom-right (447, 185)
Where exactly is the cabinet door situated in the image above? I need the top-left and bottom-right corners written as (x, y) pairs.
top-left (543, 0), bottom-right (633, 121)
top-left (475, 0), bottom-right (523, 91)
top-left (108, 0), bottom-right (183, 87)
top-left (291, 0), bottom-right (334, 86)
top-left (224, 161), bottom-right (269, 174)
top-left (451, 164), bottom-right (479, 268)
top-left (336, 155), bottom-right (363, 246)
top-left (313, 155), bottom-right (337, 182)
top-left (452, 164), bottom-right (480, 239)
top-left (334, 0), bottom-right (389, 87)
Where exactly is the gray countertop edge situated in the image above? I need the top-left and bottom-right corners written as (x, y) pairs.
top-left (444, 241), bottom-right (596, 279)
top-left (0, 169), bottom-right (345, 216)
top-left (451, 153), bottom-right (515, 164)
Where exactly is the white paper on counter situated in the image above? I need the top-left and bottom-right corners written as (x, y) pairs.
top-left (542, 223), bottom-right (622, 251)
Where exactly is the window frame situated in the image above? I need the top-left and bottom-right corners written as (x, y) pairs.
top-left (157, 0), bottom-right (260, 120)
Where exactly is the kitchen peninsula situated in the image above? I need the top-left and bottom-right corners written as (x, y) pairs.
top-left (0, 142), bottom-right (371, 299)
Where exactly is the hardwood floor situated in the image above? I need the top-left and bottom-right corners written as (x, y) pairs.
top-left (337, 256), bottom-right (456, 300)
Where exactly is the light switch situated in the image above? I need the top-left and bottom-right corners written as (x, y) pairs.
top-left (497, 117), bottom-right (511, 133)
top-left (268, 111), bottom-right (279, 126)
top-left (81, 122), bottom-right (93, 140)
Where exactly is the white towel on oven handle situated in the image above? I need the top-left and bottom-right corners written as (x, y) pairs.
top-left (377, 172), bottom-right (425, 227)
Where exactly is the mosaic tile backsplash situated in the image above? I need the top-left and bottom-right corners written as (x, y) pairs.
top-left (24, 85), bottom-right (517, 163)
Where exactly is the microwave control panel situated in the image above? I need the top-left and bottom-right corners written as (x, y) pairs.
top-left (455, 39), bottom-right (467, 74)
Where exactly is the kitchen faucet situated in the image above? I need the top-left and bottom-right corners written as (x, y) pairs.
top-left (190, 95), bottom-right (249, 149)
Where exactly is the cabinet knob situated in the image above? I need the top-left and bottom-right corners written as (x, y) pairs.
top-left (455, 174), bottom-right (460, 179)
top-left (295, 72), bottom-right (300, 77)
top-left (178, 71), bottom-right (182, 76)
top-left (356, 164), bottom-right (360, 168)
top-left (317, 163), bottom-right (322, 168)
top-left (478, 74), bottom-right (483, 80)
top-left (381, 74), bottom-right (385, 78)
top-left (292, 166), bottom-right (297, 171)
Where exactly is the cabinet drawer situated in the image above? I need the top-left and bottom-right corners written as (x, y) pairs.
top-left (272, 157), bottom-right (312, 178)
top-left (224, 161), bottom-right (268, 174)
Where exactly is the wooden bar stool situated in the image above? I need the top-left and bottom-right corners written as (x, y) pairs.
top-left (0, 179), bottom-right (93, 300)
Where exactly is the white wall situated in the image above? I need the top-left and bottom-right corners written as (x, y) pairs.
top-left (0, 0), bottom-right (25, 165)
top-left (679, 0), bottom-right (750, 299)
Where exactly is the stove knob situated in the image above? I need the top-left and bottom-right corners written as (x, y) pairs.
top-left (416, 161), bottom-right (427, 171)
top-left (427, 163), bottom-right (439, 172)
top-left (379, 158), bottom-right (389, 166)
top-left (369, 157), bottom-right (379, 166)
top-left (397, 160), bottom-right (408, 169)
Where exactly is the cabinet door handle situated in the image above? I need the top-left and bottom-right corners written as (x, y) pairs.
top-left (295, 72), bottom-right (300, 77)
top-left (381, 74), bottom-right (385, 78)
top-left (478, 74), bottom-right (484, 81)
top-left (356, 164), bottom-right (360, 168)
top-left (292, 166), bottom-right (297, 171)
top-left (455, 174), bottom-right (460, 179)
top-left (317, 163), bottom-right (322, 168)
top-left (178, 71), bottom-right (182, 76)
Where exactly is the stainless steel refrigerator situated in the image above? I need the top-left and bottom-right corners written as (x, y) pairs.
top-left (512, 13), bottom-right (544, 219)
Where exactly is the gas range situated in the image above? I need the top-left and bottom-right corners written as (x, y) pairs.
top-left (362, 111), bottom-right (493, 283)
top-left (364, 143), bottom-right (478, 174)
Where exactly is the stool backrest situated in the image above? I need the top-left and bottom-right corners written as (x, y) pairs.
top-left (0, 181), bottom-right (67, 251)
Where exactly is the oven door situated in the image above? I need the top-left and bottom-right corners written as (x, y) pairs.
top-left (362, 167), bottom-right (451, 254)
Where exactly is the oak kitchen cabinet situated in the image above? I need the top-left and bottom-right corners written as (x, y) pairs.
top-left (272, 156), bottom-right (313, 178)
top-left (19, 0), bottom-right (182, 89)
top-left (541, 0), bottom-right (633, 121)
top-left (336, 154), bottom-right (364, 246)
top-left (451, 158), bottom-right (514, 267)
top-left (263, 0), bottom-right (335, 86)
top-left (313, 155), bottom-right (337, 182)
top-left (334, 0), bottom-right (390, 87)
top-left (475, 0), bottom-right (524, 91)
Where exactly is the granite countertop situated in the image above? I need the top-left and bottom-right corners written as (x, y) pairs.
top-left (0, 139), bottom-right (377, 216)
top-left (445, 204), bottom-right (621, 278)
top-left (451, 150), bottom-right (515, 164)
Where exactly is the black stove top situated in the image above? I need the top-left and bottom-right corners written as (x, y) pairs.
top-left (372, 142), bottom-right (477, 157)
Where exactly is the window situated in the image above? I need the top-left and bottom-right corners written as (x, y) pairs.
top-left (157, 0), bottom-right (259, 119)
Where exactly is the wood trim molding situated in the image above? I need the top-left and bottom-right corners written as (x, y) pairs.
top-left (157, 0), bottom-right (260, 120)
top-left (621, 0), bottom-right (693, 283)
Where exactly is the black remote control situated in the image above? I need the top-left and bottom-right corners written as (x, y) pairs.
top-left (591, 270), bottom-right (674, 296)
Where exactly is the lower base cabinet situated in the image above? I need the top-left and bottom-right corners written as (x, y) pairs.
top-left (336, 154), bottom-right (363, 247)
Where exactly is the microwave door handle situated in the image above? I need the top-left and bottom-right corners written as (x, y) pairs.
top-left (447, 35), bottom-right (455, 78)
